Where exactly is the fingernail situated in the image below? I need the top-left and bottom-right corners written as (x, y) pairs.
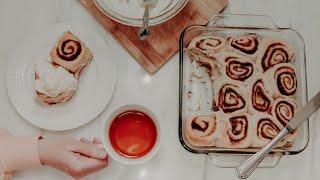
top-left (93, 137), bottom-right (102, 144)
top-left (80, 137), bottom-right (90, 143)
top-left (98, 149), bottom-right (107, 158)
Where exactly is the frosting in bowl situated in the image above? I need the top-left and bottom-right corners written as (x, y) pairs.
top-left (34, 58), bottom-right (78, 97)
top-left (103, 0), bottom-right (173, 19)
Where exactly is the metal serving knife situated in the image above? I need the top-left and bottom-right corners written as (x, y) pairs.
top-left (236, 90), bottom-right (320, 179)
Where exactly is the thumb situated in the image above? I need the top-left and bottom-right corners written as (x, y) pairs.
top-left (67, 142), bottom-right (107, 160)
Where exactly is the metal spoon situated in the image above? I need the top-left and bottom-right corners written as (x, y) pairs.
top-left (138, 0), bottom-right (154, 40)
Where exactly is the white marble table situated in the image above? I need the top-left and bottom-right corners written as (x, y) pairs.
top-left (1, 0), bottom-right (320, 179)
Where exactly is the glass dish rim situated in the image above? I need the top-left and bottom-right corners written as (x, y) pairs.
top-left (93, 0), bottom-right (189, 27)
top-left (178, 14), bottom-right (310, 155)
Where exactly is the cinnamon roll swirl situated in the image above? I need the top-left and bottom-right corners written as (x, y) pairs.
top-left (226, 33), bottom-right (260, 56)
top-left (265, 64), bottom-right (297, 98)
top-left (250, 79), bottom-right (273, 113)
top-left (224, 54), bottom-right (255, 82)
top-left (215, 82), bottom-right (248, 114)
top-left (260, 39), bottom-right (294, 72)
top-left (50, 31), bottom-right (93, 78)
top-left (252, 114), bottom-right (284, 147)
top-left (272, 98), bottom-right (297, 126)
top-left (224, 114), bottom-right (252, 148)
top-left (188, 35), bottom-right (225, 55)
top-left (185, 115), bottom-right (220, 147)
top-left (257, 118), bottom-right (280, 140)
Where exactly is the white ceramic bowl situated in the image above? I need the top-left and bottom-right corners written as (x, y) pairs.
top-left (102, 104), bottom-right (161, 165)
top-left (94, 0), bottom-right (189, 27)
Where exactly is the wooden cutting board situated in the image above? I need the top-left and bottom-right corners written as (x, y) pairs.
top-left (80, 0), bottom-right (228, 74)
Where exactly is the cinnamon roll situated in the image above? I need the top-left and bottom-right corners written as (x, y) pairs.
top-left (214, 81), bottom-right (248, 114)
top-left (226, 33), bottom-right (260, 56)
top-left (217, 114), bottom-right (252, 148)
top-left (265, 63), bottom-right (297, 98)
top-left (36, 89), bottom-right (74, 105)
top-left (34, 59), bottom-right (78, 105)
top-left (252, 114), bottom-right (283, 147)
top-left (224, 53), bottom-right (255, 82)
top-left (272, 98), bottom-right (297, 126)
top-left (185, 114), bottom-right (221, 147)
top-left (188, 35), bottom-right (225, 56)
top-left (250, 78), bottom-right (273, 113)
top-left (260, 39), bottom-right (294, 72)
top-left (50, 31), bottom-right (93, 79)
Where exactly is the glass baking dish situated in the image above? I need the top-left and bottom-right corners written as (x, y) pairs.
top-left (178, 14), bottom-right (309, 161)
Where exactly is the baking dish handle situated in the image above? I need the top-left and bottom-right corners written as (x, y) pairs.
top-left (207, 153), bottom-right (282, 168)
top-left (208, 14), bottom-right (279, 30)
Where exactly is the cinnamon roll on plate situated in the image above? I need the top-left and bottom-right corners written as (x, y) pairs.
top-left (50, 31), bottom-right (93, 79)
top-left (185, 114), bottom-right (224, 147)
top-left (264, 63), bottom-right (298, 98)
top-left (226, 33), bottom-right (260, 58)
top-left (34, 58), bottom-right (78, 105)
top-left (34, 31), bottom-right (94, 105)
top-left (259, 38), bottom-right (294, 72)
top-left (7, 22), bottom-right (117, 131)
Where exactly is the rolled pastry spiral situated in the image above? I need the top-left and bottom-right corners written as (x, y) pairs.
top-left (227, 115), bottom-right (248, 144)
top-left (264, 63), bottom-right (297, 98)
top-left (188, 35), bottom-right (225, 55)
top-left (268, 64), bottom-right (297, 97)
top-left (251, 79), bottom-right (272, 113)
top-left (56, 39), bottom-right (82, 61)
top-left (261, 39), bottom-right (294, 71)
top-left (257, 118), bottom-right (281, 140)
top-left (272, 98), bottom-right (297, 126)
top-left (253, 114), bottom-right (293, 148)
top-left (276, 66), bottom-right (297, 96)
top-left (226, 33), bottom-right (259, 55)
top-left (224, 54), bottom-right (254, 82)
top-left (185, 115), bottom-right (217, 146)
top-left (217, 83), bottom-right (247, 114)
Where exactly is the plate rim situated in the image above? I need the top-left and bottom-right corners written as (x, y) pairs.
top-left (6, 22), bottom-right (117, 131)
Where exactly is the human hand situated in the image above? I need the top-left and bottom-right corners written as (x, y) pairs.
top-left (0, 129), bottom-right (15, 180)
top-left (0, 172), bottom-right (14, 180)
top-left (38, 135), bottom-right (108, 179)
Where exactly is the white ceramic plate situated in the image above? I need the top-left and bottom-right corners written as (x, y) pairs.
top-left (6, 23), bottom-right (116, 131)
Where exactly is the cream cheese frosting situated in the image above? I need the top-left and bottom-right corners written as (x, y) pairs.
top-left (103, 0), bottom-right (172, 19)
top-left (34, 58), bottom-right (78, 98)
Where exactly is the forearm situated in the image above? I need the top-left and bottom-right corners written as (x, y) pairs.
top-left (0, 129), bottom-right (42, 173)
